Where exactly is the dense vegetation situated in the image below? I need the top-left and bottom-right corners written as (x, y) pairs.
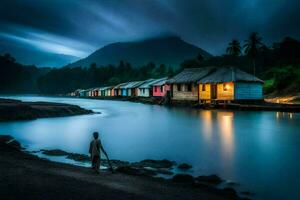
top-left (0, 54), bottom-right (49, 94)
top-left (37, 62), bottom-right (175, 94)
top-left (0, 34), bottom-right (299, 96)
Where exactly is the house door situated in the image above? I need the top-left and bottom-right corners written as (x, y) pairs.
top-left (211, 84), bottom-right (217, 99)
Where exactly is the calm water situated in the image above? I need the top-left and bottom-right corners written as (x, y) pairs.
top-left (0, 96), bottom-right (299, 200)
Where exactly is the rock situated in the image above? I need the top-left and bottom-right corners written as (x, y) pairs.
top-left (102, 159), bottom-right (129, 167)
top-left (155, 169), bottom-right (174, 175)
top-left (0, 135), bottom-right (14, 143)
top-left (41, 149), bottom-right (69, 156)
top-left (177, 163), bottom-right (192, 170)
top-left (66, 153), bottom-right (90, 162)
top-left (226, 181), bottom-right (237, 186)
top-left (0, 135), bottom-right (21, 150)
top-left (133, 159), bottom-right (176, 169)
top-left (221, 187), bottom-right (237, 196)
top-left (115, 166), bottom-right (157, 177)
top-left (172, 174), bottom-right (195, 184)
top-left (195, 175), bottom-right (223, 185)
top-left (241, 191), bottom-right (254, 196)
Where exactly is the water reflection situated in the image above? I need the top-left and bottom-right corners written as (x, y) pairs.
top-left (276, 112), bottom-right (294, 120)
top-left (217, 112), bottom-right (234, 165)
top-left (200, 111), bottom-right (213, 142)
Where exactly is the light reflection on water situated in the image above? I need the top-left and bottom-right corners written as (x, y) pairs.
top-left (0, 96), bottom-right (299, 200)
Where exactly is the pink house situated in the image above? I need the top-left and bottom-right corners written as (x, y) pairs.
top-left (152, 77), bottom-right (170, 97)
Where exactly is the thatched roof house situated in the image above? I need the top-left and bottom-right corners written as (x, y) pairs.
top-left (168, 67), bottom-right (215, 101)
top-left (168, 66), bottom-right (264, 102)
top-left (198, 67), bottom-right (264, 101)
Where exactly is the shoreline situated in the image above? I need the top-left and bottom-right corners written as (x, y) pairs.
top-left (0, 98), bottom-right (94, 121)
top-left (0, 135), bottom-right (248, 200)
top-left (65, 95), bottom-right (300, 112)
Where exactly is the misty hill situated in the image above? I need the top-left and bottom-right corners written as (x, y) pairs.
top-left (66, 36), bottom-right (211, 68)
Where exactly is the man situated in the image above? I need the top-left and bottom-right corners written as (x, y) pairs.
top-left (89, 132), bottom-right (108, 174)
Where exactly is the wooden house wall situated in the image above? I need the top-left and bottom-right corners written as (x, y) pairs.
top-left (234, 82), bottom-right (263, 100)
top-left (79, 92), bottom-right (85, 97)
top-left (118, 89), bottom-right (122, 96)
top-left (217, 82), bottom-right (234, 100)
top-left (199, 84), bottom-right (211, 100)
top-left (171, 83), bottom-right (198, 101)
top-left (127, 89), bottom-right (132, 96)
top-left (110, 89), bottom-right (114, 96)
top-left (121, 89), bottom-right (127, 96)
top-left (105, 89), bottom-right (111, 96)
top-left (153, 85), bottom-right (170, 97)
top-left (134, 88), bottom-right (139, 96)
top-left (113, 89), bottom-right (117, 96)
top-left (138, 88), bottom-right (150, 97)
top-left (93, 90), bottom-right (99, 97)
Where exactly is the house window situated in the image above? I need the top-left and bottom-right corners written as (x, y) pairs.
top-left (154, 87), bottom-right (157, 92)
top-left (202, 84), bottom-right (206, 91)
top-left (161, 86), bottom-right (163, 92)
top-left (223, 83), bottom-right (228, 91)
top-left (177, 84), bottom-right (181, 91)
top-left (187, 83), bottom-right (192, 92)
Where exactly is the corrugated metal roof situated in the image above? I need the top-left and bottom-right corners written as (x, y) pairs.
top-left (113, 82), bottom-right (128, 89)
top-left (85, 88), bottom-right (95, 92)
top-left (138, 79), bottom-right (164, 88)
top-left (130, 81), bottom-right (146, 88)
top-left (74, 89), bottom-right (84, 92)
top-left (99, 86), bottom-right (113, 91)
top-left (120, 81), bottom-right (145, 89)
top-left (167, 67), bottom-right (216, 83)
top-left (152, 77), bottom-right (169, 86)
top-left (198, 67), bottom-right (264, 83)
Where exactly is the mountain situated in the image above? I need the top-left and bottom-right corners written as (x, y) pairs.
top-left (66, 36), bottom-right (211, 68)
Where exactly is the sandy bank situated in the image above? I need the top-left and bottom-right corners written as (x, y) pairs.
top-left (0, 98), bottom-right (93, 121)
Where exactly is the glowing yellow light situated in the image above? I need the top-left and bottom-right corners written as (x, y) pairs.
top-left (223, 83), bottom-right (231, 91)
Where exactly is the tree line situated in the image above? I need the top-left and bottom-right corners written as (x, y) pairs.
top-left (37, 61), bottom-right (175, 94)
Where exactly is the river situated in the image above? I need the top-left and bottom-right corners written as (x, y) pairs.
top-left (0, 96), bottom-right (299, 200)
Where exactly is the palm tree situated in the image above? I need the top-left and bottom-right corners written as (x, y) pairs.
top-left (244, 32), bottom-right (263, 76)
top-left (226, 39), bottom-right (242, 56)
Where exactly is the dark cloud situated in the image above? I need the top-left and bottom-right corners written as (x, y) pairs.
top-left (0, 0), bottom-right (299, 67)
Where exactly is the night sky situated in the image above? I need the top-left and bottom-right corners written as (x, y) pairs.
top-left (0, 0), bottom-right (300, 67)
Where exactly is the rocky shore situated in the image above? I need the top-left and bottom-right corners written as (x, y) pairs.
top-left (0, 98), bottom-right (94, 121)
top-left (0, 135), bottom-right (250, 200)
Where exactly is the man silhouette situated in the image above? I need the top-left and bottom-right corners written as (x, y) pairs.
top-left (89, 132), bottom-right (108, 174)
